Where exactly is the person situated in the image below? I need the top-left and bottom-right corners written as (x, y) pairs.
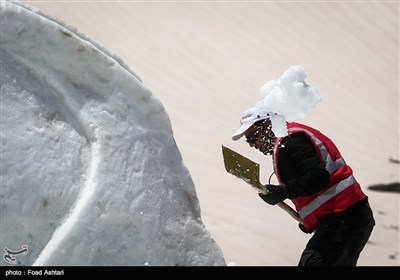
top-left (231, 107), bottom-right (375, 266)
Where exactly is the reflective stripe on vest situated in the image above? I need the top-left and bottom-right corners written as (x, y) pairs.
top-left (297, 175), bottom-right (357, 218)
top-left (287, 127), bottom-right (346, 174)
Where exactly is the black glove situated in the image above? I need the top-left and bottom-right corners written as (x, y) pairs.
top-left (258, 184), bottom-right (289, 205)
top-left (298, 223), bottom-right (312, 234)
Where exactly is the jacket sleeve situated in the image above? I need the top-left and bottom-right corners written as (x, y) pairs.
top-left (277, 132), bottom-right (330, 198)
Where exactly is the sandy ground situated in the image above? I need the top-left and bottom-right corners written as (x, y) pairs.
top-left (22, 0), bottom-right (399, 266)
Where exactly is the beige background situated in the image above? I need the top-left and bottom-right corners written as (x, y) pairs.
top-left (24, 0), bottom-right (399, 266)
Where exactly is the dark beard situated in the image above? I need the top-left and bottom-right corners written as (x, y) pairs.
top-left (262, 123), bottom-right (275, 155)
top-left (263, 145), bottom-right (273, 155)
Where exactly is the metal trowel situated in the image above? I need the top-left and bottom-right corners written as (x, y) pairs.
top-left (222, 145), bottom-right (303, 224)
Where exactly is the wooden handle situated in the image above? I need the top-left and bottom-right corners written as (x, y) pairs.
top-left (259, 184), bottom-right (303, 224)
top-left (277, 201), bottom-right (303, 224)
top-left (253, 186), bottom-right (304, 224)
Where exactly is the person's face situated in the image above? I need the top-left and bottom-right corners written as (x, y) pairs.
top-left (244, 119), bottom-right (274, 155)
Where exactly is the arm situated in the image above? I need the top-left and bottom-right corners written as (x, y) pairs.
top-left (278, 132), bottom-right (330, 199)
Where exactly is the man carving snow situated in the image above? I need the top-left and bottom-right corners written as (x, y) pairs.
top-left (231, 65), bottom-right (375, 266)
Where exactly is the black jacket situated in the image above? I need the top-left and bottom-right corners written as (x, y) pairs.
top-left (277, 132), bottom-right (330, 199)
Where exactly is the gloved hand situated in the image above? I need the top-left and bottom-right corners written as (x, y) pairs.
top-left (298, 223), bottom-right (312, 234)
top-left (258, 184), bottom-right (289, 205)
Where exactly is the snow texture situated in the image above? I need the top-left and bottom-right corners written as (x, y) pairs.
top-left (247, 65), bottom-right (321, 137)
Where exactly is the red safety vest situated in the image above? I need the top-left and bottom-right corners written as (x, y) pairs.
top-left (272, 122), bottom-right (366, 233)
